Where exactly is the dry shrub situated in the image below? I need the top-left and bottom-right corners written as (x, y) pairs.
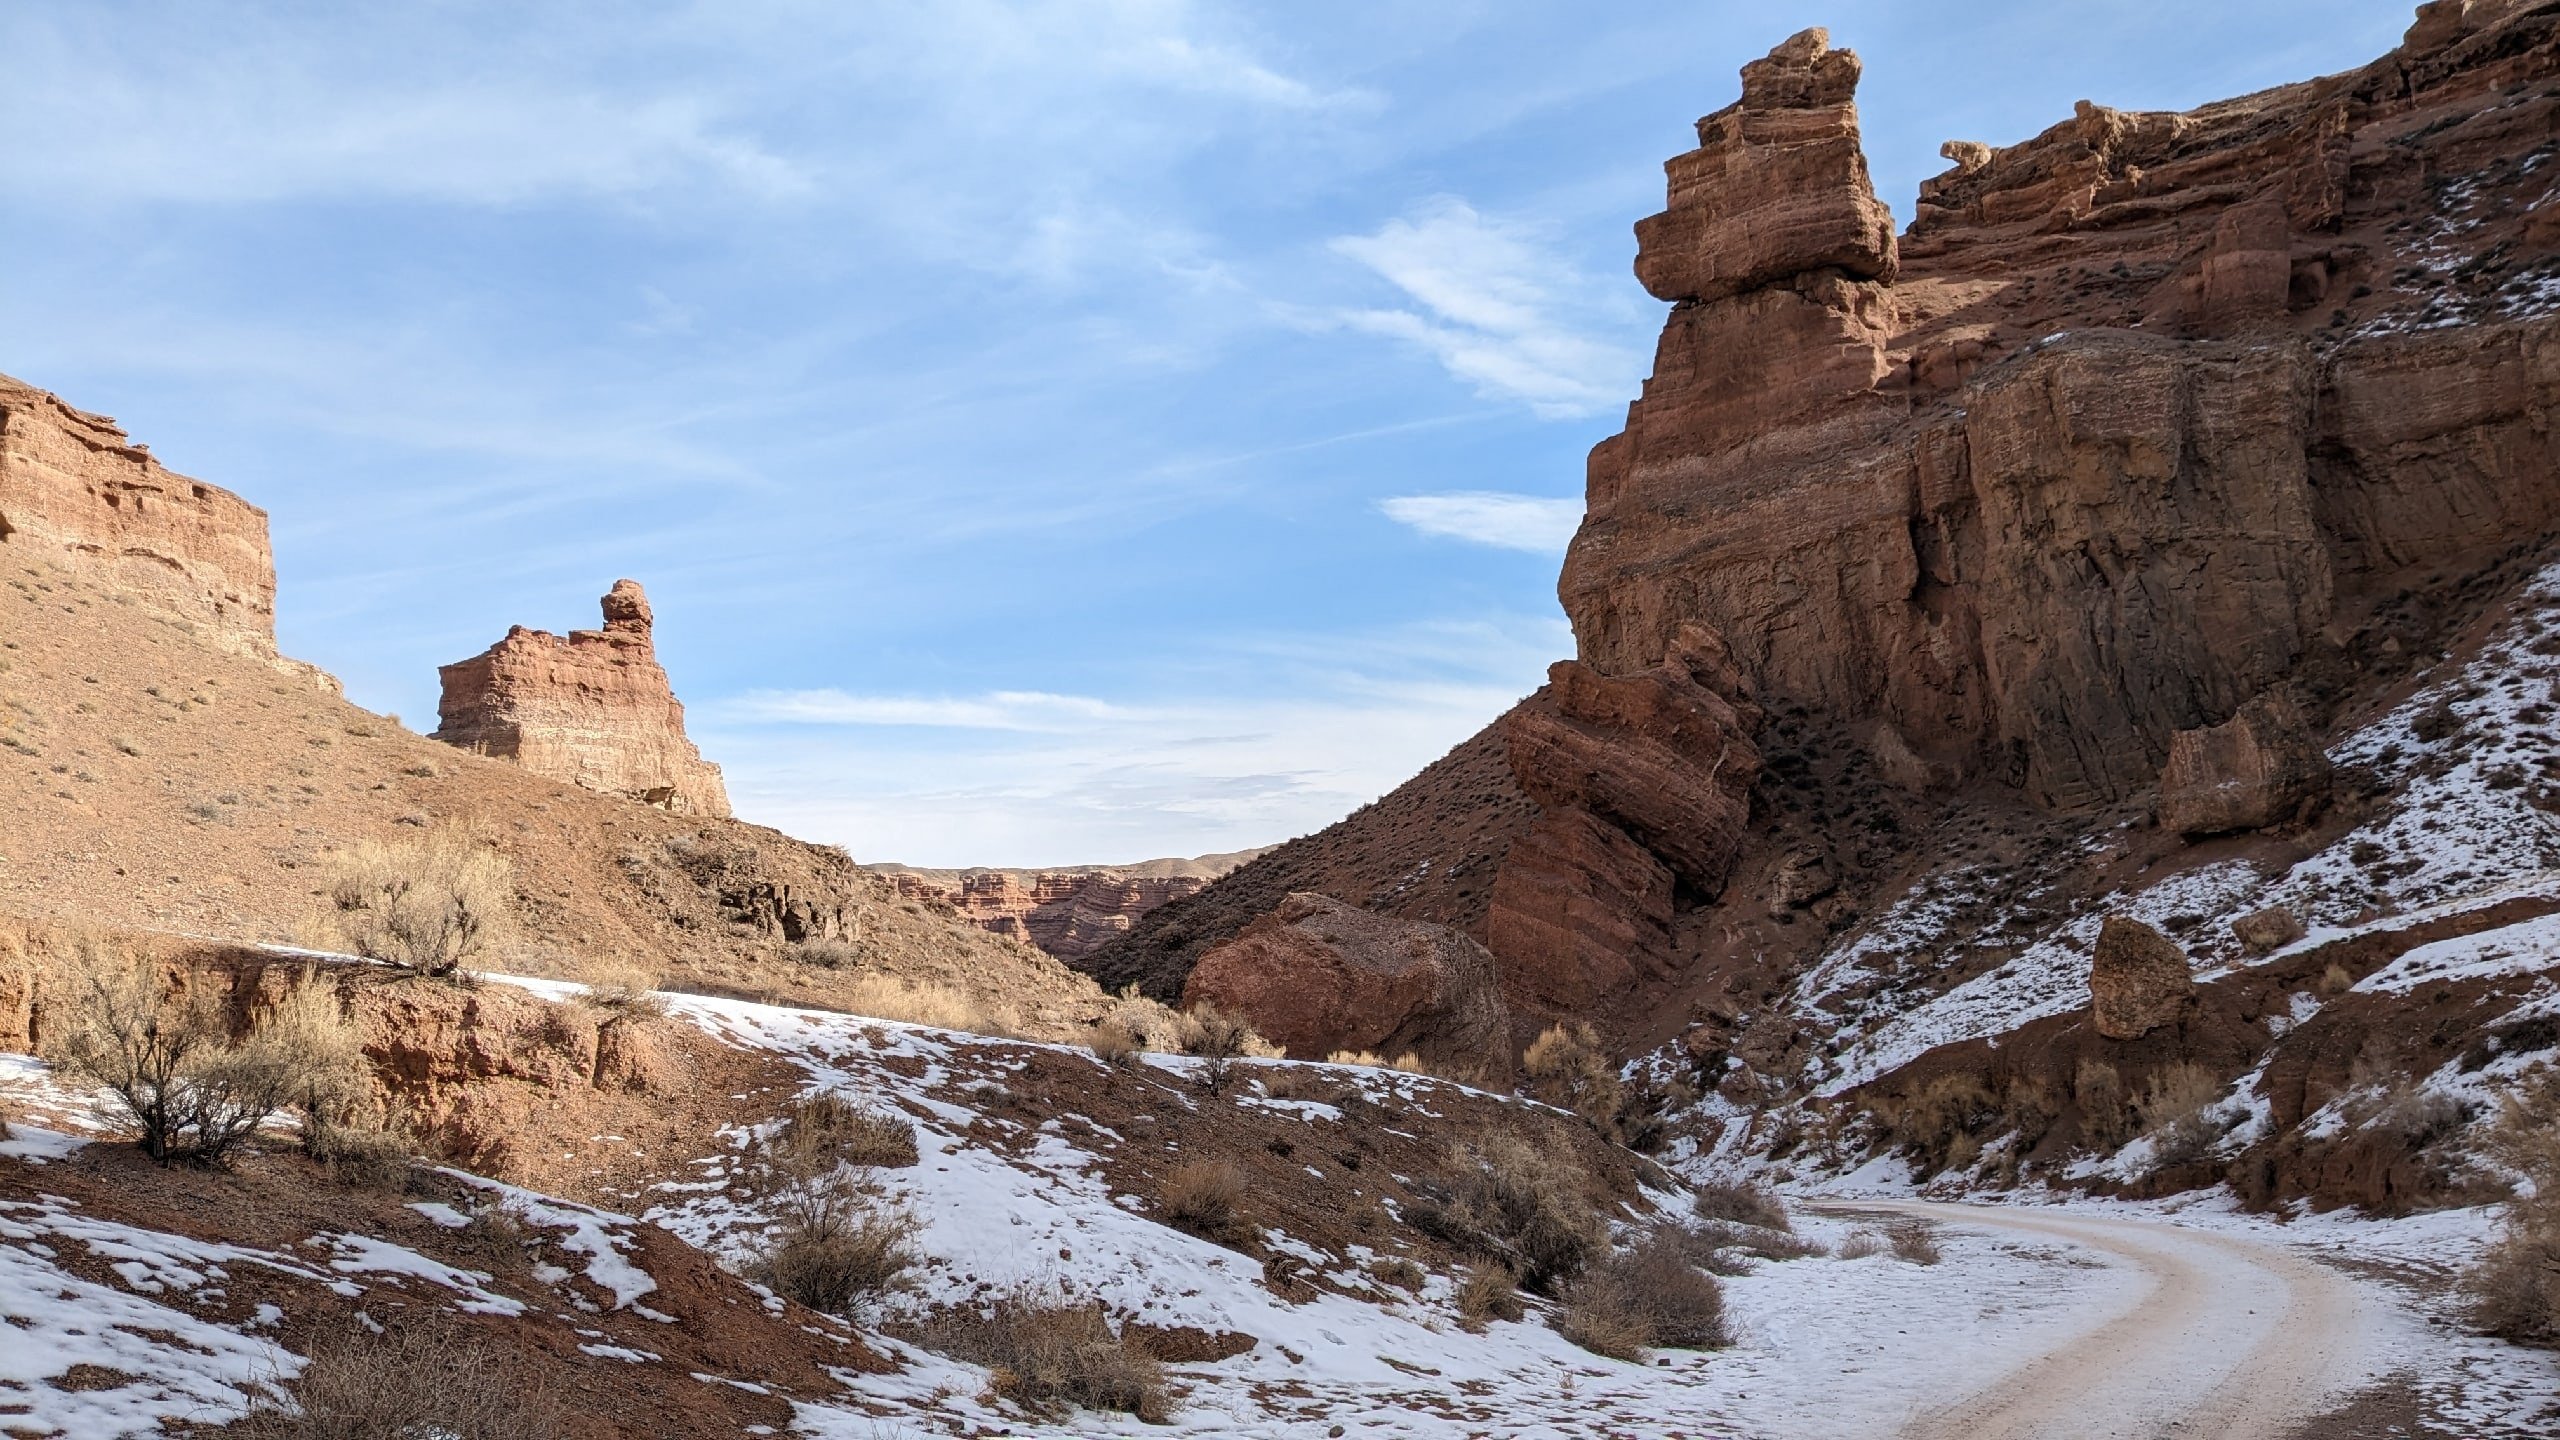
top-left (1836, 1230), bottom-right (1888, 1260)
top-left (749, 1173), bottom-right (921, 1314)
top-left (2466, 1068), bottom-right (2560, 1342)
top-left (834, 972), bottom-right (1003, 1035)
top-left (1258, 1067), bottom-right (1336, 1102)
top-left (451, 1203), bottom-right (537, 1276)
top-left (1555, 1229), bottom-right (1730, 1361)
top-left (1693, 1219), bottom-right (1822, 1264)
top-left (914, 1292), bottom-right (1170, 1423)
top-left (1390, 1051), bottom-right (1425, 1073)
top-left (577, 957), bottom-right (667, 1020)
top-left (1885, 1072), bottom-right (1997, 1172)
top-left (316, 833), bottom-right (511, 976)
top-left (796, 937), bottom-right (867, 970)
top-left (226, 1321), bottom-right (556, 1439)
top-left (51, 945), bottom-right (347, 1166)
top-left (1524, 1021), bottom-right (1623, 1132)
top-left (1106, 985), bottom-right (1191, 1052)
top-left (2318, 963), bottom-right (2355, 997)
top-left (1158, 1158), bottom-right (1254, 1246)
top-left (1180, 1005), bottom-right (1279, 1092)
top-left (303, 1119), bottom-right (414, 1190)
top-left (1367, 1255), bottom-right (1424, 1292)
top-left (1406, 1136), bottom-right (1607, 1294)
top-left (1455, 1263), bottom-right (1525, 1330)
top-left (2001, 1075), bottom-right (2062, 1149)
top-left (2075, 1059), bottom-right (2134, 1147)
top-left (1087, 1021), bottom-right (1142, 1069)
top-left (1327, 1049), bottom-right (1387, 1067)
top-left (1887, 1218), bottom-right (1943, 1265)
top-left (767, 1093), bottom-right (920, 1173)
top-left (2137, 1063), bottom-right (2231, 1170)
top-left (1692, 1180), bottom-right (1789, 1232)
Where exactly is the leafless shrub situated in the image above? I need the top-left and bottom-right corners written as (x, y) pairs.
top-left (1836, 1230), bottom-right (1888, 1260)
top-left (766, 1094), bottom-right (920, 1175)
top-left (2465, 1068), bottom-right (2560, 1343)
top-left (749, 1173), bottom-right (921, 1314)
top-left (912, 1291), bottom-right (1170, 1423)
top-left (796, 937), bottom-right (867, 970)
top-left (1554, 1229), bottom-right (1730, 1361)
top-left (1367, 1255), bottom-right (1424, 1293)
top-left (2075, 1059), bottom-right (2134, 1147)
top-left (577, 957), bottom-right (667, 1019)
top-left (316, 833), bottom-right (511, 976)
top-left (2138, 1063), bottom-right (2233, 1170)
top-left (1523, 1021), bottom-right (1623, 1132)
top-left (1887, 1219), bottom-right (1943, 1265)
top-left (1087, 1021), bottom-right (1142, 1069)
top-left (1158, 1159), bottom-right (1254, 1246)
top-left (303, 1118), bottom-right (414, 1190)
top-left (1692, 1180), bottom-right (1789, 1232)
top-left (1694, 1219), bottom-right (1823, 1263)
top-left (1180, 1005), bottom-right (1279, 1092)
top-left (1106, 985), bottom-right (1191, 1052)
top-left (1454, 1263), bottom-right (1525, 1330)
top-left (1405, 1136), bottom-right (1607, 1294)
top-left (50, 945), bottom-right (325, 1165)
top-left (226, 1321), bottom-right (557, 1439)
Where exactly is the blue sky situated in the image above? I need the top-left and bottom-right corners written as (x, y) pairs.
top-left (1, 1), bottom-right (2417, 865)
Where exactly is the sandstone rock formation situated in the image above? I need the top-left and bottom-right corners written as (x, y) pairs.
top-left (1089, 3), bottom-right (2560, 1059)
top-left (434, 580), bottom-right (731, 817)
top-left (1181, 892), bottom-right (1509, 1078)
top-left (872, 850), bottom-right (1271, 961)
top-left (0, 372), bottom-right (324, 682)
top-left (2158, 694), bottom-right (2334, 836)
top-left (2089, 916), bottom-right (2195, 1041)
top-left (2231, 905), bottom-right (2307, 956)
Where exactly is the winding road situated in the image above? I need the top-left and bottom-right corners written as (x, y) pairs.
top-left (1837, 1201), bottom-right (2391, 1440)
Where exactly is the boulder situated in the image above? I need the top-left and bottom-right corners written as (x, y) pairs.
top-left (2089, 916), bottom-right (2195, 1040)
top-left (2158, 694), bottom-right (2332, 837)
top-left (2231, 905), bottom-right (2307, 955)
top-left (1180, 893), bottom-right (1509, 1080)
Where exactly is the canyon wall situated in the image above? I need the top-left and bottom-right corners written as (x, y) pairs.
top-left (1089, 0), bottom-right (2560, 1052)
top-left (433, 580), bottom-right (732, 817)
top-left (877, 849), bottom-right (1272, 961)
top-left (0, 372), bottom-right (315, 677)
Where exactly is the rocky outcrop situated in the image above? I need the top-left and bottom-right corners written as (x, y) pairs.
top-left (1180, 892), bottom-right (1509, 1079)
top-left (885, 871), bottom-right (1206, 961)
top-left (1087, 3), bottom-right (2560, 1058)
top-left (2232, 905), bottom-right (2306, 956)
top-left (434, 580), bottom-right (731, 817)
top-left (2089, 916), bottom-right (2195, 1041)
top-left (0, 371), bottom-right (325, 683)
top-left (2158, 694), bottom-right (2333, 836)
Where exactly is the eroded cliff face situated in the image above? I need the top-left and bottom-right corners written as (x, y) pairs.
top-left (0, 372), bottom-right (323, 683)
top-left (874, 850), bottom-right (1274, 961)
top-left (1089, 2), bottom-right (2560, 1059)
top-left (433, 580), bottom-right (733, 818)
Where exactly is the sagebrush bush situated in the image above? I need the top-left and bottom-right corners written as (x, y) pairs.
top-left (1181, 1005), bottom-right (1281, 1092)
top-left (227, 1321), bottom-right (556, 1439)
top-left (51, 944), bottom-right (338, 1166)
top-left (749, 1174), bottom-right (921, 1314)
top-left (1555, 1230), bottom-right (1730, 1361)
top-left (1887, 1219), bottom-right (1943, 1266)
top-left (913, 1292), bottom-right (1169, 1423)
top-left (1087, 1021), bottom-right (1142, 1068)
top-left (1692, 1180), bottom-right (1789, 1232)
top-left (1454, 1263), bottom-right (1524, 1330)
top-left (1407, 1137), bottom-right (1607, 1294)
top-left (2466, 1068), bottom-right (2560, 1343)
top-left (767, 1094), bottom-right (920, 1174)
top-left (1158, 1158), bottom-right (1253, 1246)
top-left (1836, 1230), bottom-right (1888, 1260)
top-left (1523, 1021), bottom-right (1622, 1132)
top-left (577, 957), bottom-right (667, 1019)
top-left (2137, 1063), bottom-right (2231, 1170)
top-left (316, 833), bottom-right (511, 976)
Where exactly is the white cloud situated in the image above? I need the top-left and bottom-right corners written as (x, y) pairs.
top-left (696, 616), bottom-right (1568, 867)
top-left (1327, 197), bottom-right (1646, 418)
top-left (1379, 491), bottom-right (1583, 553)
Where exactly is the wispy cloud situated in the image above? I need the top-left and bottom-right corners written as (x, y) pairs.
top-left (1327, 197), bottom-right (1646, 418)
top-left (1379, 491), bottom-right (1583, 553)
top-left (721, 689), bottom-right (1148, 732)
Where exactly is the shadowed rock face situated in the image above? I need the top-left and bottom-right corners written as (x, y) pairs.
top-left (1086, 3), bottom-right (2560, 1056)
top-left (433, 580), bottom-right (731, 817)
top-left (2158, 694), bottom-right (2334, 837)
top-left (1181, 892), bottom-right (1510, 1080)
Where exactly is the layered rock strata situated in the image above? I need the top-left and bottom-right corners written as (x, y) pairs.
top-left (1086, 4), bottom-right (2560, 1057)
top-left (885, 870), bottom-right (1211, 961)
top-left (434, 580), bottom-right (732, 817)
top-left (0, 372), bottom-right (317, 679)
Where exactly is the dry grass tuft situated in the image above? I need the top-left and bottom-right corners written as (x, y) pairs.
top-left (1886, 1218), bottom-right (1943, 1265)
top-left (227, 1321), bottom-right (556, 1438)
top-left (315, 832), bottom-right (512, 976)
top-left (1836, 1230), bottom-right (1888, 1260)
top-left (1158, 1158), bottom-right (1254, 1247)
top-left (767, 1094), bottom-right (920, 1174)
top-left (576, 957), bottom-right (667, 1019)
top-left (912, 1292), bottom-right (1171, 1423)
top-left (1554, 1229), bottom-right (1730, 1361)
top-left (1691, 1180), bottom-right (1790, 1232)
top-left (2466, 1068), bottom-right (2560, 1343)
top-left (1454, 1263), bottom-right (1525, 1330)
top-left (832, 972), bottom-right (1012, 1036)
top-left (1523, 1021), bottom-right (1623, 1132)
top-left (1086, 1021), bottom-right (1143, 1069)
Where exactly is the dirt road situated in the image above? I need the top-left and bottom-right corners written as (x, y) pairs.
top-left (1855, 1201), bottom-right (2387, 1440)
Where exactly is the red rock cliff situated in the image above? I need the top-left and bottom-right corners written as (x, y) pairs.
top-left (1087, 2), bottom-right (2560, 1050)
top-left (433, 580), bottom-right (732, 817)
top-left (0, 372), bottom-right (318, 678)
